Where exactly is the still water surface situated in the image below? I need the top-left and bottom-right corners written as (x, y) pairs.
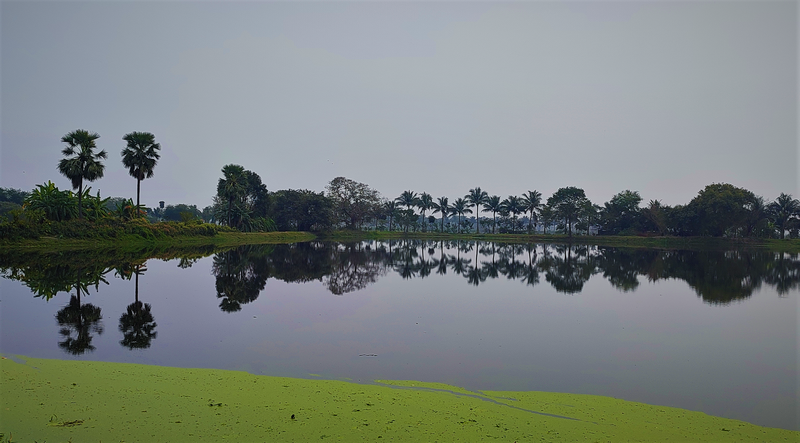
top-left (1, 241), bottom-right (797, 430)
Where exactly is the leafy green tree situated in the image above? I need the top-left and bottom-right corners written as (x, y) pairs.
top-left (433, 197), bottom-right (450, 232)
top-left (483, 195), bottom-right (502, 234)
top-left (688, 183), bottom-right (755, 237)
top-left (768, 193), bottom-right (800, 239)
top-left (271, 189), bottom-right (333, 231)
top-left (417, 193), bottom-right (435, 232)
top-left (326, 177), bottom-right (382, 229)
top-left (599, 190), bottom-right (643, 235)
top-left (0, 188), bottom-right (30, 205)
top-left (642, 200), bottom-right (668, 235)
top-left (58, 129), bottom-right (106, 219)
top-left (546, 187), bottom-right (590, 237)
top-left (521, 190), bottom-right (542, 233)
top-left (121, 132), bottom-right (161, 217)
top-left (465, 188), bottom-right (489, 233)
top-left (162, 204), bottom-right (202, 221)
top-left (396, 191), bottom-right (419, 213)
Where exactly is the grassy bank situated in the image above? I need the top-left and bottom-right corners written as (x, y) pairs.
top-left (4, 225), bottom-right (799, 254)
top-left (1, 230), bottom-right (315, 253)
top-left (1, 356), bottom-right (796, 442)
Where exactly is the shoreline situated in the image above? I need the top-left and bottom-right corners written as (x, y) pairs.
top-left (3, 230), bottom-right (799, 253)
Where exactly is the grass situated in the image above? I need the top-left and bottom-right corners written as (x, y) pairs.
top-left (4, 224), bottom-right (799, 254)
top-left (1, 231), bottom-right (315, 253)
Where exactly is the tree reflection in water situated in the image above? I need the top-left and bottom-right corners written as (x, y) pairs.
top-left (116, 262), bottom-right (157, 349)
top-left (208, 241), bottom-right (799, 307)
top-left (54, 271), bottom-right (108, 355)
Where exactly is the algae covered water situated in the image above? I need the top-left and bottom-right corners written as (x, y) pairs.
top-left (0, 241), bottom-right (797, 431)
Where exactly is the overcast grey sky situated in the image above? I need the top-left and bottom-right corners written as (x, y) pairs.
top-left (1, 1), bottom-right (796, 209)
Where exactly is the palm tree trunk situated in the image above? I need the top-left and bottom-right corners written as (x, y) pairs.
top-left (136, 177), bottom-right (142, 218)
top-left (475, 207), bottom-right (480, 234)
top-left (77, 181), bottom-right (83, 219)
top-left (493, 211), bottom-right (496, 234)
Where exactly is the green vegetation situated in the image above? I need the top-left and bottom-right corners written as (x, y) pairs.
top-left (3, 129), bottom-right (800, 246)
top-left (2, 356), bottom-right (797, 442)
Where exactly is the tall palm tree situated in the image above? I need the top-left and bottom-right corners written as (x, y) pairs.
top-left (396, 190), bottom-right (419, 212)
top-left (465, 187), bottom-right (489, 233)
top-left (433, 196), bottom-right (450, 232)
top-left (483, 195), bottom-right (502, 234)
top-left (521, 190), bottom-right (542, 233)
top-left (768, 193), bottom-right (800, 239)
top-left (417, 192), bottom-right (435, 232)
top-left (217, 164), bottom-right (246, 227)
top-left (121, 132), bottom-right (161, 218)
top-left (501, 196), bottom-right (523, 233)
top-left (452, 198), bottom-right (472, 233)
top-left (58, 129), bottom-right (106, 219)
top-left (384, 201), bottom-right (399, 232)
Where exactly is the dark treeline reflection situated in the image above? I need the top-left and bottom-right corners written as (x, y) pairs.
top-left (212, 241), bottom-right (800, 307)
top-left (0, 250), bottom-right (192, 354)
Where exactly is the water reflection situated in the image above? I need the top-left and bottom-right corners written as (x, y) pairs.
top-left (53, 270), bottom-right (109, 355)
top-left (206, 240), bottom-right (800, 306)
top-left (116, 262), bottom-right (157, 349)
top-left (0, 246), bottom-right (218, 354)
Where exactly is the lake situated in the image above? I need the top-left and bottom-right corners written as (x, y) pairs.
top-left (1, 240), bottom-right (797, 431)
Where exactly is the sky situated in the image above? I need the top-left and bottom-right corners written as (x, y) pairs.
top-left (1, 1), bottom-right (797, 210)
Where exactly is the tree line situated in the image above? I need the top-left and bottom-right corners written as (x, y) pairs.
top-left (210, 166), bottom-right (800, 239)
top-left (1, 128), bottom-right (798, 240)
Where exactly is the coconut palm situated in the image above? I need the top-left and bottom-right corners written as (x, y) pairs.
top-left (433, 196), bottom-right (450, 232)
top-left (121, 132), bottom-right (161, 217)
top-left (465, 187), bottom-right (489, 233)
top-left (452, 198), bottom-right (472, 233)
top-left (417, 193), bottom-right (435, 232)
top-left (396, 190), bottom-right (419, 212)
top-left (768, 193), bottom-right (800, 239)
top-left (521, 190), bottom-right (542, 233)
top-left (217, 164), bottom-right (247, 227)
top-left (58, 129), bottom-right (106, 219)
top-left (384, 201), bottom-right (399, 232)
top-left (482, 195), bottom-right (502, 234)
top-left (501, 196), bottom-right (523, 233)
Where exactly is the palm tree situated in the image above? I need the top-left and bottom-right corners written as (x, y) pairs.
top-left (452, 198), bottom-right (472, 233)
top-left (433, 196), bottom-right (450, 232)
top-left (417, 193), bottom-right (435, 232)
top-left (483, 195), bottom-right (502, 234)
top-left (396, 190), bottom-right (419, 212)
top-left (384, 201), bottom-right (399, 231)
top-left (768, 193), bottom-right (800, 239)
top-left (501, 196), bottom-right (523, 233)
top-left (217, 164), bottom-right (246, 227)
top-left (521, 190), bottom-right (542, 233)
top-left (58, 129), bottom-right (106, 219)
top-left (465, 187), bottom-right (489, 233)
top-left (121, 132), bottom-right (161, 218)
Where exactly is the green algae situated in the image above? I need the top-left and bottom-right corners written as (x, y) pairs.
top-left (2, 356), bottom-right (797, 442)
